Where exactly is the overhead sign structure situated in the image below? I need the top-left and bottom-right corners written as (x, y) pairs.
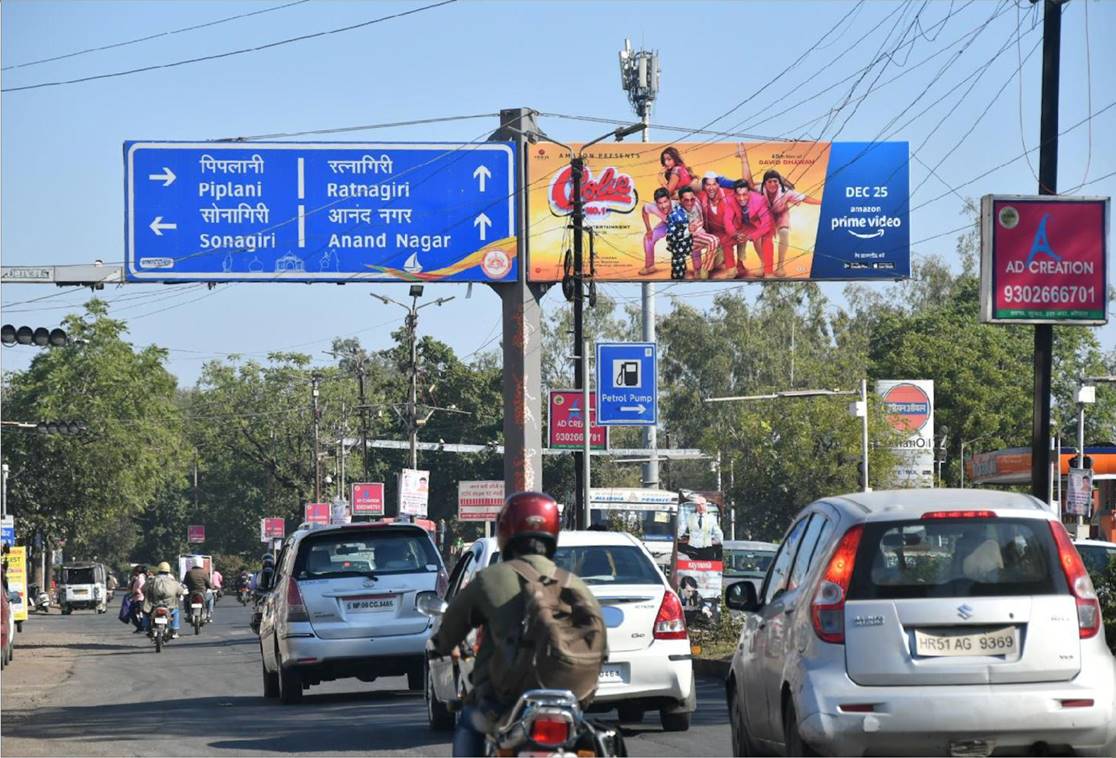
top-left (304, 502), bottom-right (330, 525)
top-left (980, 195), bottom-right (1109, 324)
top-left (187, 525), bottom-right (205, 544)
top-left (260, 517), bottom-right (285, 542)
top-left (548, 390), bottom-right (608, 450)
top-left (125, 141), bottom-right (517, 283)
top-left (351, 482), bottom-right (385, 516)
top-left (596, 342), bottom-right (657, 426)
top-left (878, 380), bottom-right (935, 488)
top-left (458, 480), bottom-right (505, 522)
top-left (399, 468), bottom-right (430, 517)
top-left (527, 141), bottom-right (909, 282)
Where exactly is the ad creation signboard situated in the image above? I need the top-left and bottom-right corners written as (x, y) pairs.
top-left (125, 142), bottom-right (517, 283)
top-left (548, 390), bottom-right (607, 450)
top-left (260, 517), bottom-right (286, 542)
top-left (458, 480), bottom-right (505, 522)
top-left (399, 468), bottom-right (430, 517)
top-left (980, 195), bottom-right (1109, 324)
top-left (877, 380), bottom-right (935, 488)
top-left (351, 482), bottom-right (385, 516)
top-left (187, 525), bottom-right (205, 544)
top-left (527, 141), bottom-right (909, 282)
top-left (304, 502), bottom-right (330, 525)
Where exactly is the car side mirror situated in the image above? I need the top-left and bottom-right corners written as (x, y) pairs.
top-left (725, 580), bottom-right (760, 612)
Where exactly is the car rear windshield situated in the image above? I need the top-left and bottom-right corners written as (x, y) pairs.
top-left (848, 517), bottom-right (1062, 600)
top-left (554, 545), bottom-right (662, 586)
top-left (64, 568), bottom-right (96, 584)
top-left (294, 529), bottom-right (440, 579)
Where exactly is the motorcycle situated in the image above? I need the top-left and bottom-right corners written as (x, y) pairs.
top-left (485, 689), bottom-right (625, 757)
top-left (188, 592), bottom-right (207, 635)
top-left (237, 586), bottom-right (251, 606)
top-left (150, 604), bottom-right (172, 653)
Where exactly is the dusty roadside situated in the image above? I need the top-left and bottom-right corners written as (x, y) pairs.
top-left (1, 614), bottom-right (97, 713)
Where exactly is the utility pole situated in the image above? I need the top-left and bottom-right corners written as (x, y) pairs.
top-left (311, 373), bottom-right (321, 502)
top-left (620, 39), bottom-right (662, 489)
top-left (1031, 0), bottom-right (1063, 502)
top-left (1, 463), bottom-right (8, 518)
top-left (357, 364), bottom-right (370, 480)
top-left (571, 155), bottom-right (588, 528)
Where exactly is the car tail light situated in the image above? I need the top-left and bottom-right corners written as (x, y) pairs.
top-left (653, 591), bottom-right (687, 640)
top-left (1049, 522), bottom-right (1101, 639)
top-left (286, 579), bottom-right (309, 623)
top-left (811, 524), bottom-right (864, 644)
top-left (1059, 699), bottom-right (1094, 709)
top-left (921, 510), bottom-right (997, 519)
top-left (436, 568), bottom-right (449, 598)
top-left (530, 714), bottom-right (571, 746)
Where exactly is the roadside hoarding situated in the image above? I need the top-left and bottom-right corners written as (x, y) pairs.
top-left (1066, 467), bottom-right (1093, 516)
top-left (877, 380), bottom-right (935, 488)
top-left (304, 502), bottom-right (330, 525)
top-left (6, 546), bottom-right (28, 622)
top-left (187, 525), bottom-right (205, 544)
top-left (458, 480), bottom-right (505, 522)
top-left (351, 482), bottom-right (385, 516)
top-left (527, 141), bottom-right (909, 282)
top-left (399, 468), bottom-right (429, 517)
top-left (980, 195), bottom-right (1109, 324)
top-left (672, 498), bottom-right (724, 623)
top-left (548, 390), bottom-right (607, 450)
top-left (260, 517), bottom-right (285, 542)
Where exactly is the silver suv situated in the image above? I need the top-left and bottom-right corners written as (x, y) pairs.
top-left (259, 522), bottom-right (447, 704)
top-left (725, 489), bottom-right (1116, 757)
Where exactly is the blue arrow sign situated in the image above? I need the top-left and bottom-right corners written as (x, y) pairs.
top-left (124, 141), bottom-right (517, 282)
top-left (596, 342), bottom-right (657, 426)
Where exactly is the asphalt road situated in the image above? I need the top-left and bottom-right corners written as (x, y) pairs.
top-left (2, 600), bottom-right (731, 757)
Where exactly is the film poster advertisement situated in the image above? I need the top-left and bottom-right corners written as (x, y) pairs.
top-left (673, 496), bottom-right (725, 624)
top-left (527, 140), bottom-right (909, 282)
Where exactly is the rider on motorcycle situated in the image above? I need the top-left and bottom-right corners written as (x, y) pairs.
top-left (183, 556), bottom-right (214, 623)
top-left (144, 562), bottom-right (185, 639)
top-left (430, 492), bottom-right (603, 758)
top-left (256, 553), bottom-right (275, 595)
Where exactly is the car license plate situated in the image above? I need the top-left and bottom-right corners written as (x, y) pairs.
top-left (154, 617), bottom-right (168, 625)
top-left (344, 594), bottom-right (397, 614)
top-left (74, 589), bottom-right (88, 595)
top-left (598, 663), bottom-right (627, 684)
top-left (915, 626), bottom-right (1018, 657)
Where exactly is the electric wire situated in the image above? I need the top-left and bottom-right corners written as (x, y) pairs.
top-left (1, 0), bottom-right (459, 94)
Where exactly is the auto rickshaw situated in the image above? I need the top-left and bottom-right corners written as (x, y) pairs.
top-left (58, 561), bottom-right (108, 614)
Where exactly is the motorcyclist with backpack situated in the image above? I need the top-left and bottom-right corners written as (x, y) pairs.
top-left (430, 492), bottom-right (607, 758)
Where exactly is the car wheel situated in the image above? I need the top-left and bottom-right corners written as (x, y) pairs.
top-left (261, 646), bottom-right (280, 698)
top-left (407, 663), bottom-right (423, 692)
top-left (782, 698), bottom-right (816, 757)
top-left (728, 686), bottom-right (755, 756)
top-left (278, 665), bottom-right (303, 704)
top-left (617, 704), bottom-right (644, 723)
top-left (660, 710), bottom-right (690, 732)
top-left (426, 663), bottom-right (455, 731)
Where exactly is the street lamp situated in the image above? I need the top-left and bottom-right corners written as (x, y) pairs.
top-left (370, 290), bottom-right (455, 470)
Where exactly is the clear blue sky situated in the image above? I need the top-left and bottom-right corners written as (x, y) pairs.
top-left (3, 0), bottom-right (1114, 386)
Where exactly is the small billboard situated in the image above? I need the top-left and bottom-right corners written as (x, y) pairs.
top-left (260, 517), bottom-right (285, 542)
top-left (187, 525), bottom-right (205, 544)
top-left (399, 468), bottom-right (429, 517)
top-left (351, 482), bottom-right (385, 516)
top-left (304, 503), bottom-right (330, 525)
top-left (878, 380), bottom-right (935, 488)
top-left (548, 390), bottom-right (607, 450)
top-left (458, 480), bottom-right (505, 522)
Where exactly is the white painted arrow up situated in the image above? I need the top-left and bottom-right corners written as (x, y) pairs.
top-left (473, 212), bottom-right (492, 241)
top-left (147, 167), bottom-right (176, 187)
top-left (149, 216), bottom-right (177, 236)
top-left (472, 164), bottom-right (491, 192)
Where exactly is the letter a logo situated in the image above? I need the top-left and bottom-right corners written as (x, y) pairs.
top-left (1024, 213), bottom-right (1061, 266)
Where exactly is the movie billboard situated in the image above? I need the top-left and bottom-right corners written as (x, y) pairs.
top-left (527, 141), bottom-right (909, 282)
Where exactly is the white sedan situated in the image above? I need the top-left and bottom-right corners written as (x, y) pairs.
top-left (427, 531), bottom-right (696, 731)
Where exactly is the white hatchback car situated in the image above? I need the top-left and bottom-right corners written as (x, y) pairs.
top-left (725, 489), bottom-right (1116, 757)
top-left (427, 531), bottom-right (696, 731)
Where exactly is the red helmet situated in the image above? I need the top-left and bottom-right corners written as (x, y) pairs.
top-left (496, 491), bottom-right (560, 554)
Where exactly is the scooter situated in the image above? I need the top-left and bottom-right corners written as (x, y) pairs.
top-left (150, 604), bottom-right (173, 653)
top-left (188, 592), bottom-right (207, 635)
top-left (237, 586), bottom-right (251, 606)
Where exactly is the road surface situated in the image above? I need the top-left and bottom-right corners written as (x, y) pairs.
top-left (2, 601), bottom-right (731, 757)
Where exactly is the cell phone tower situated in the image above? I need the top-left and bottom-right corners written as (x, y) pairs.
top-left (619, 39), bottom-right (662, 488)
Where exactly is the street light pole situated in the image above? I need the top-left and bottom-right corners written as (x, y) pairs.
top-left (311, 373), bottom-right (321, 503)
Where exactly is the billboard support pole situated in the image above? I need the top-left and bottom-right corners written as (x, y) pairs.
top-left (582, 338), bottom-right (592, 531)
top-left (490, 108), bottom-right (545, 498)
top-left (860, 379), bottom-right (870, 493)
top-left (572, 156), bottom-right (587, 529)
top-left (1031, 0), bottom-right (1062, 503)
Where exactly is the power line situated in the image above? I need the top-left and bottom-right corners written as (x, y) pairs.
top-left (1, 0), bottom-right (458, 93)
top-left (1, 0), bottom-right (311, 72)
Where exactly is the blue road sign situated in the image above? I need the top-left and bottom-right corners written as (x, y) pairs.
top-left (124, 141), bottom-right (517, 282)
top-left (1, 516), bottom-right (15, 548)
top-left (596, 342), bottom-right (657, 426)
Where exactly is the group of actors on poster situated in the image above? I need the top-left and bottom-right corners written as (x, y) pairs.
top-left (642, 144), bottom-right (820, 280)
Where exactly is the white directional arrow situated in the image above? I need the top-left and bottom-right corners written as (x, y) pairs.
top-left (147, 167), bottom-right (176, 187)
top-left (472, 164), bottom-right (492, 192)
top-left (474, 212), bottom-right (492, 241)
top-left (620, 404), bottom-right (647, 414)
top-left (149, 216), bottom-right (177, 236)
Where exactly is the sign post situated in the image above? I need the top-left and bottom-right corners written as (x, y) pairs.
top-left (457, 481), bottom-right (505, 523)
top-left (351, 482), bottom-right (385, 518)
top-left (125, 142), bottom-right (517, 283)
top-left (596, 342), bottom-right (657, 426)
